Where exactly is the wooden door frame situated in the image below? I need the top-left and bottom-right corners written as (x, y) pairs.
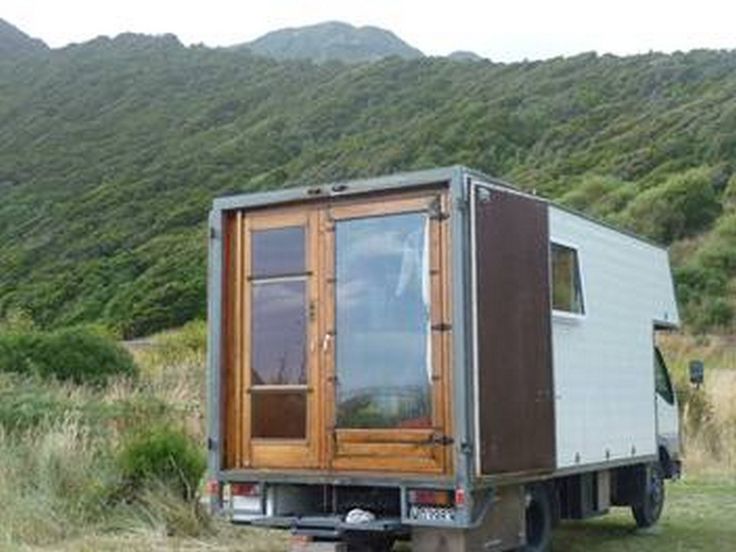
top-left (238, 206), bottom-right (323, 469)
top-left (322, 191), bottom-right (453, 475)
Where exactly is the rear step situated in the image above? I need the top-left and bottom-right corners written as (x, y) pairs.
top-left (251, 514), bottom-right (406, 537)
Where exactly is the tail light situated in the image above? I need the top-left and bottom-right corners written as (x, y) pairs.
top-left (206, 479), bottom-right (221, 497)
top-left (408, 489), bottom-right (453, 506)
top-left (231, 482), bottom-right (260, 497)
top-left (408, 488), bottom-right (456, 522)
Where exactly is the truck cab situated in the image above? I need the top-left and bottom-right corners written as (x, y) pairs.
top-left (655, 346), bottom-right (681, 479)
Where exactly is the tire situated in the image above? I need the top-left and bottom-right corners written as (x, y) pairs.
top-left (522, 484), bottom-right (553, 552)
top-left (631, 463), bottom-right (665, 528)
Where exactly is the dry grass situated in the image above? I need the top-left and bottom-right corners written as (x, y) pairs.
top-left (658, 332), bottom-right (736, 476)
top-left (2, 325), bottom-right (735, 550)
top-left (0, 321), bottom-right (210, 549)
top-left (28, 522), bottom-right (287, 552)
top-left (658, 333), bottom-right (736, 378)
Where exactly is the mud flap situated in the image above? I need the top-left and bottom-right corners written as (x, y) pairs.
top-left (411, 485), bottom-right (525, 552)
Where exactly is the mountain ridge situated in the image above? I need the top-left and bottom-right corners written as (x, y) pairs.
top-left (0, 18), bottom-right (48, 56)
top-left (238, 20), bottom-right (424, 63)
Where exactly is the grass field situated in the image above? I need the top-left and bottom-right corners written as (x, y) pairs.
top-left (554, 478), bottom-right (736, 551)
top-left (1, 322), bottom-right (734, 551)
top-left (27, 477), bottom-right (736, 551)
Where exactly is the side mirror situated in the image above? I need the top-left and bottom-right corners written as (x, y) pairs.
top-left (689, 360), bottom-right (704, 387)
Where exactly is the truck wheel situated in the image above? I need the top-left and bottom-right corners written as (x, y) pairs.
top-left (522, 484), bottom-right (552, 552)
top-left (632, 463), bottom-right (665, 528)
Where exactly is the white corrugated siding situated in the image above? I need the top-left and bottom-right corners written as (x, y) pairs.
top-left (549, 207), bottom-right (679, 470)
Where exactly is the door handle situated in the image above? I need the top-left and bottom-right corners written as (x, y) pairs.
top-left (322, 332), bottom-right (333, 352)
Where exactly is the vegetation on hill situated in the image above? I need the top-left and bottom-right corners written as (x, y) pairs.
top-left (1, 26), bottom-right (736, 336)
top-left (239, 21), bottom-right (423, 63)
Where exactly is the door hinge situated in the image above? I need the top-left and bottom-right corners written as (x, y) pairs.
top-left (428, 434), bottom-right (455, 446)
top-left (431, 323), bottom-right (452, 332)
top-left (207, 437), bottom-right (216, 450)
top-left (428, 197), bottom-right (450, 221)
top-left (477, 187), bottom-right (493, 204)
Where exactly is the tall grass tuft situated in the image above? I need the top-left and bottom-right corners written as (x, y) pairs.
top-left (0, 416), bottom-right (113, 545)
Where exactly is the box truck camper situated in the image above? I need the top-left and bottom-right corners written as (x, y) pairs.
top-left (206, 167), bottom-right (682, 551)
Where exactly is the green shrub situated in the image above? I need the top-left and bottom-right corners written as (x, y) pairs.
top-left (557, 175), bottom-right (637, 219)
top-left (0, 327), bottom-right (137, 385)
top-left (118, 424), bottom-right (205, 502)
top-left (621, 166), bottom-right (721, 243)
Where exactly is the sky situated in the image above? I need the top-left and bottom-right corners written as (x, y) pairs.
top-left (3, 0), bottom-right (735, 62)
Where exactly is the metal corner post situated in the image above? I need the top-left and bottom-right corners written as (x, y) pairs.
top-left (449, 167), bottom-right (475, 526)
top-left (207, 208), bottom-right (224, 485)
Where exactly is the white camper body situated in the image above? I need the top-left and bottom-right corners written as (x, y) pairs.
top-left (547, 205), bottom-right (679, 471)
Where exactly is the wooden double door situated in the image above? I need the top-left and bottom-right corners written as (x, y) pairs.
top-left (223, 191), bottom-right (453, 475)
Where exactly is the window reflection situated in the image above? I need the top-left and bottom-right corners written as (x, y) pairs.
top-left (251, 280), bottom-right (306, 385)
top-left (335, 213), bottom-right (432, 429)
top-left (252, 226), bottom-right (305, 277)
top-left (551, 243), bottom-right (585, 314)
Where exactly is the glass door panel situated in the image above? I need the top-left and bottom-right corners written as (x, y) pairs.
top-left (335, 213), bottom-right (432, 429)
top-left (251, 279), bottom-right (307, 387)
top-left (325, 194), bottom-right (451, 475)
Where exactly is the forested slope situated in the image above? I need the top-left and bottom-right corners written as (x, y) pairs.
top-left (1, 32), bottom-right (735, 336)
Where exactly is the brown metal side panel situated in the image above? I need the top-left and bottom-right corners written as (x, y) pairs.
top-left (475, 188), bottom-right (555, 475)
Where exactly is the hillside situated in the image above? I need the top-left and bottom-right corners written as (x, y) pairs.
top-left (0, 18), bottom-right (48, 56)
top-left (239, 21), bottom-right (423, 63)
top-left (447, 50), bottom-right (485, 62)
top-left (0, 26), bottom-right (735, 337)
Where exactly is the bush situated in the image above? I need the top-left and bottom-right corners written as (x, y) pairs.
top-left (557, 175), bottom-right (636, 219)
top-left (118, 424), bottom-right (205, 502)
top-left (0, 327), bottom-right (137, 385)
top-left (621, 166), bottom-right (721, 243)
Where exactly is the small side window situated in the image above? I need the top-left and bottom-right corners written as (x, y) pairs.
top-left (551, 243), bottom-right (585, 315)
top-left (655, 348), bottom-right (675, 405)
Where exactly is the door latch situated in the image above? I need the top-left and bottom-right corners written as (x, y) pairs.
top-left (428, 434), bottom-right (454, 446)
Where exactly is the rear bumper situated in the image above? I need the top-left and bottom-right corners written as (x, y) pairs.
top-left (250, 514), bottom-right (408, 539)
top-left (210, 478), bottom-right (482, 530)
